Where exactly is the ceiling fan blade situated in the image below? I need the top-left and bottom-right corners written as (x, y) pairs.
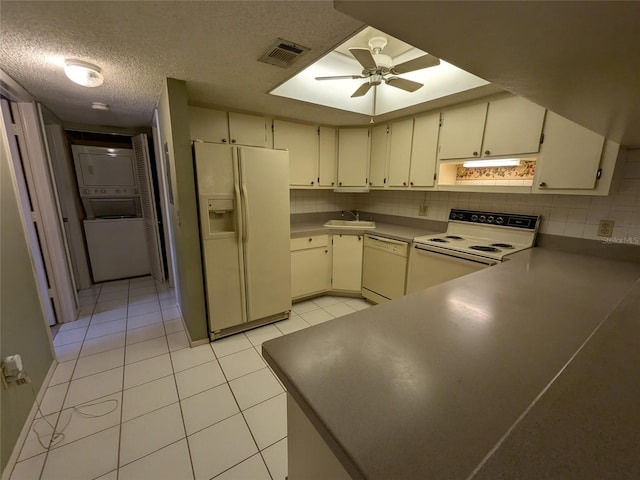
top-left (391, 54), bottom-right (440, 74)
top-left (349, 47), bottom-right (377, 71)
top-left (351, 82), bottom-right (373, 98)
top-left (315, 75), bottom-right (366, 81)
top-left (385, 77), bottom-right (423, 93)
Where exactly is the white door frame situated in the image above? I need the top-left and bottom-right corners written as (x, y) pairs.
top-left (0, 70), bottom-right (78, 326)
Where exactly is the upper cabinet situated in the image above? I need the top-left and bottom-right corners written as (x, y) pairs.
top-left (482, 96), bottom-right (546, 157)
top-left (337, 128), bottom-right (370, 188)
top-left (188, 107), bottom-right (229, 143)
top-left (439, 96), bottom-right (546, 160)
top-left (387, 119), bottom-right (414, 187)
top-left (438, 102), bottom-right (488, 160)
top-left (409, 112), bottom-right (440, 188)
top-left (274, 120), bottom-right (318, 187)
top-left (533, 112), bottom-right (617, 193)
top-left (318, 127), bottom-right (337, 187)
top-left (228, 112), bottom-right (267, 148)
top-left (188, 107), bottom-right (267, 148)
top-left (369, 124), bottom-right (389, 187)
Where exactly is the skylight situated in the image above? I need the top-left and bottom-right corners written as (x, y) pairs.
top-left (270, 27), bottom-right (489, 117)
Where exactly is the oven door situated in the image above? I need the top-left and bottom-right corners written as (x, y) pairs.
top-left (406, 243), bottom-right (498, 294)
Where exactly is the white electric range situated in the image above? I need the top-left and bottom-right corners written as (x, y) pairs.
top-left (406, 209), bottom-right (540, 293)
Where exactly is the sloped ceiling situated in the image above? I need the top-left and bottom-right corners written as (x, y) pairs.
top-left (0, 0), bottom-right (500, 129)
top-left (335, 1), bottom-right (640, 147)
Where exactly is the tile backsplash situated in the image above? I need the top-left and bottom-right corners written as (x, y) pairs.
top-left (290, 149), bottom-right (640, 243)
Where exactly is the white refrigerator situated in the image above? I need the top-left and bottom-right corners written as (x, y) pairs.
top-left (194, 143), bottom-right (291, 337)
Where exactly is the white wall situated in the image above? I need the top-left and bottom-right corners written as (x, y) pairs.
top-left (290, 149), bottom-right (640, 243)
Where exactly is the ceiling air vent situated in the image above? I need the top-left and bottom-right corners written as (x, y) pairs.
top-left (258, 39), bottom-right (309, 68)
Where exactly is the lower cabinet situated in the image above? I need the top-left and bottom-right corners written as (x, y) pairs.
top-left (331, 234), bottom-right (363, 292)
top-left (291, 235), bottom-right (331, 300)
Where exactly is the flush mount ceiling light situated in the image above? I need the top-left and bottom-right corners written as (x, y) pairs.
top-left (64, 60), bottom-right (104, 87)
top-left (462, 159), bottom-right (522, 168)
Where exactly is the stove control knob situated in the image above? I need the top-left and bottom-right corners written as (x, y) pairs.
top-left (487, 216), bottom-right (495, 223)
top-left (471, 214), bottom-right (478, 221)
top-left (496, 217), bottom-right (505, 225)
top-left (479, 215), bottom-right (486, 223)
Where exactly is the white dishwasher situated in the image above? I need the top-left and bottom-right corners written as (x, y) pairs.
top-left (362, 234), bottom-right (409, 304)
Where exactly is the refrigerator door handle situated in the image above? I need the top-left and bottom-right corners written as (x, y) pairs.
top-left (241, 182), bottom-right (249, 243)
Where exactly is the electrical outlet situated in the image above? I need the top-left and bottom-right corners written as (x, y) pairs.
top-left (597, 219), bottom-right (615, 237)
top-left (418, 205), bottom-right (428, 216)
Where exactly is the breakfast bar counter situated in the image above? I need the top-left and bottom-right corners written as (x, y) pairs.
top-left (262, 248), bottom-right (640, 479)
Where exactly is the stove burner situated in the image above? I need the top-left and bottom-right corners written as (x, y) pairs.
top-left (469, 245), bottom-right (500, 252)
top-left (445, 235), bottom-right (464, 240)
top-left (429, 238), bottom-right (449, 243)
top-left (491, 243), bottom-right (514, 249)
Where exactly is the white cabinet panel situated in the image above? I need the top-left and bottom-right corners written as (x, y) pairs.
top-left (438, 103), bottom-right (488, 160)
top-left (318, 127), bottom-right (337, 187)
top-left (482, 96), bottom-right (546, 156)
top-left (228, 112), bottom-right (267, 147)
top-left (409, 112), bottom-right (440, 187)
top-left (332, 234), bottom-right (363, 292)
top-left (188, 106), bottom-right (229, 143)
top-left (274, 120), bottom-right (318, 186)
top-left (388, 119), bottom-right (414, 187)
top-left (291, 247), bottom-right (331, 299)
top-left (534, 112), bottom-right (606, 190)
top-left (369, 124), bottom-right (388, 187)
top-left (337, 128), bottom-right (369, 188)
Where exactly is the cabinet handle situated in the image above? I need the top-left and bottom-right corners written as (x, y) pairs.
top-left (339, 182), bottom-right (342, 186)
top-left (410, 181), bottom-right (414, 186)
top-left (403, 181), bottom-right (407, 186)
top-left (310, 181), bottom-right (314, 185)
top-left (539, 182), bottom-right (547, 188)
top-left (222, 138), bottom-right (227, 143)
top-left (231, 139), bottom-right (237, 144)
top-left (331, 181), bottom-right (334, 186)
top-left (484, 150), bottom-right (490, 155)
top-left (308, 238), bottom-right (313, 242)
top-left (369, 182), bottom-right (372, 186)
top-left (325, 250), bottom-right (328, 253)
top-left (473, 151), bottom-right (479, 156)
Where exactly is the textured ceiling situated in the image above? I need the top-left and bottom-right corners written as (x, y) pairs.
top-left (0, 0), bottom-right (500, 130)
top-left (336, 0), bottom-right (640, 147)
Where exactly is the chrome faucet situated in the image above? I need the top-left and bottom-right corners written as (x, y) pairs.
top-left (341, 209), bottom-right (360, 221)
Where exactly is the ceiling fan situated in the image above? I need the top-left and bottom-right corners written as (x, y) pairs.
top-left (315, 36), bottom-right (440, 98)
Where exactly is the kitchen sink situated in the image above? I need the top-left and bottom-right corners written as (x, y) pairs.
top-left (323, 220), bottom-right (376, 229)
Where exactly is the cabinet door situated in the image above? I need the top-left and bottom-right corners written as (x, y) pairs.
top-left (332, 234), bottom-right (363, 292)
top-left (337, 128), bottom-right (369, 187)
top-left (482, 96), bottom-right (546, 156)
top-left (291, 247), bottom-right (331, 298)
top-left (228, 112), bottom-right (267, 147)
top-left (409, 112), bottom-right (440, 187)
top-left (318, 127), bottom-right (337, 187)
top-left (438, 103), bottom-right (488, 160)
top-left (388, 119), bottom-right (414, 187)
top-left (534, 112), bottom-right (605, 190)
top-left (188, 107), bottom-right (229, 143)
top-left (369, 124), bottom-right (388, 187)
top-left (274, 120), bottom-right (318, 187)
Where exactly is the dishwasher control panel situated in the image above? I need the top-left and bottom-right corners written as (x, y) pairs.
top-left (364, 235), bottom-right (409, 257)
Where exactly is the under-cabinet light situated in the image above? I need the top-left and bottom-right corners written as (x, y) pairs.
top-left (462, 159), bottom-right (521, 168)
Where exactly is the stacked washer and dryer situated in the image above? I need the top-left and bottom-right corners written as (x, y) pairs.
top-left (72, 144), bottom-right (150, 283)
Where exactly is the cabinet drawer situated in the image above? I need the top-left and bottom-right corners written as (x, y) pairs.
top-left (291, 234), bottom-right (329, 251)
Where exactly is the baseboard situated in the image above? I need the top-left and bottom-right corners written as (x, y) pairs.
top-left (1, 359), bottom-right (57, 480)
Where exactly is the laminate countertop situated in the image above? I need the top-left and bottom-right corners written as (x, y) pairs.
top-left (262, 248), bottom-right (640, 480)
top-left (290, 220), bottom-right (439, 243)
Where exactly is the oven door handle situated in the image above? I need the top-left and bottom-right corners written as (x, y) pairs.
top-left (412, 244), bottom-right (498, 266)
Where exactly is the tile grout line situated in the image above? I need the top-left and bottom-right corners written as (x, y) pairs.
top-left (114, 279), bottom-right (132, 480)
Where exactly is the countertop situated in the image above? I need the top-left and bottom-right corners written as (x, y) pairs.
top-left (290, 220), bottom-right (438, 243)
top-left (263, 248), bottom-right (640, 479)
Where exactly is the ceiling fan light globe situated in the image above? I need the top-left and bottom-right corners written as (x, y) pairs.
top-left (372, 53), bottom-right (392, 70)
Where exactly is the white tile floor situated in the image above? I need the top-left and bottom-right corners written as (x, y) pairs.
top-left (10, 277), bottom-right (371, 480)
